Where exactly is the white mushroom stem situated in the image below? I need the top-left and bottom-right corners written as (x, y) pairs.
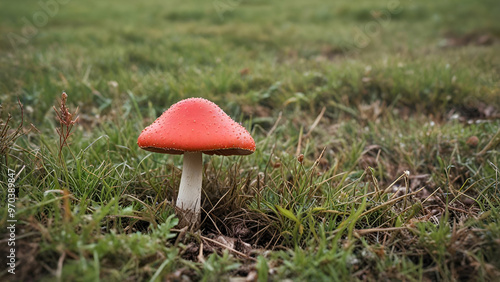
top-left (176, 151), bottom-right (203, 225)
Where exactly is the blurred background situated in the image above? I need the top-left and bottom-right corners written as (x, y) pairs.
top-left (1, 1), bottom-right (500, 281)
top-left (1, 0), bottom-right (499, 126)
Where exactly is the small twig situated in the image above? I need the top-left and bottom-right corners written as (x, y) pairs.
top-left (266, 111), bottom-right (282, 137)
top-left (197, 242), bottom-right (205, 263)
top-left (360, 186), bottom-right (426, 218)
top-left (314, 171), bottom-right (348, 186)
top-left (421, 187), bottom-right (441, 205)
top-left (477, 127), bottom-right (500, 156)
top-left (382, 171), bottom-right (410, 195)
top-left (56, 251), bottom-right (66, 280)
top-left (316, 209), bottom-right (349, 215)
top-left (355, 227), bottom-right (407, 235)
top-left (304, 106), bottom-right (326, 139)
top-left (200, 235), bottom-right (256, 261)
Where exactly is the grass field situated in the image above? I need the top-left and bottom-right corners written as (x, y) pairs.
top-left (1, 0), bottom-right (500, 280)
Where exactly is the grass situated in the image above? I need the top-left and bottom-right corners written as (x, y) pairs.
top-left (1, 0), bottom-right (500, 280)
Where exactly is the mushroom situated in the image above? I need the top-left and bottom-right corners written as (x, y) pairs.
top-left (137, 98), bottom-right (255, 229)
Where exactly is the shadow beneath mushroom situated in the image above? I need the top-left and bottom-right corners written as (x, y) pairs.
top-left (175, 206), bottom-right (201, 231)
top-left (177, 161), bottom-right (281, 263)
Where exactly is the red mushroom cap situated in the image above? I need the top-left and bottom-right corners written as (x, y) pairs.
top-left (137, 98), bottom-right (256, 156)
